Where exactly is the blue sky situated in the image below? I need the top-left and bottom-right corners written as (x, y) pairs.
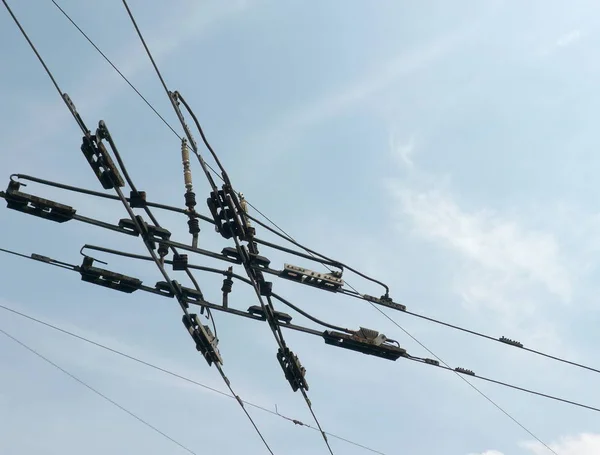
top-left (2, 1), bottom-right (600, 454)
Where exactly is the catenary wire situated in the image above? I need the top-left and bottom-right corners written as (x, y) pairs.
top-left (120, 2), bottom-right (334, 452)
top-left (50, 0), bottom-right (180, 138)
top-left (80, 243), bottom-right (351, 333)
top-left (0, 325), bottom-right (198, 454)
top-left (47, 0), bottom-right (385, 294)
top-left (1, 246), bottom-right (599, 425)
top-left (2, 2), bottom-right (566, 451)
top-left (8, 174), bottom-right (600, 380)
top-left (0, 303), bottom-right (387, 455)
top-left (1, 6), bottom-right (275, 453)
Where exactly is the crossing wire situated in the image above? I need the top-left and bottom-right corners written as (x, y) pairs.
top-left (1, 2), bottom-right (274, 453)
top-left (119, 1), bottom-right (335, 452)
top-left (0, 325), bottom-right (198, 455)
top-left (0, 303), bottom-right (387, 455)
top-left (10, 173), bottom-right (600, 380)
top-left (4, 2), bottom-right (562, 453)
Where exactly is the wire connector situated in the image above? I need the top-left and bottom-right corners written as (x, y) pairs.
top-left (248, 305), bottom-right (292, 324)
top-left (118, 216), bottom-right (171, 249)
top-left (280, 264), bottom-right (344, 292)
top-left (129, 190), bottom-right (147, 208)
top-left (1, 185), bottom-right (75, 223)
top-left (80, 127), bottom-right (124, 190)
top-left (499, 336), bottom-right (523, 348)
top-left (222, 247), bottom-right (269, 268)
top-left (182, 313), bottom-right (222, 366)
top-left (207, 188), bottom-right (251, 240)
top-left (277, 347), bottom-right (308, 392)
top-left (172, 253), bottom-right (188, 271)
top-left (362, 294), bottom-right (407, 312)
top-left (455, 367), bottom-right (476, 376)
top-left (79, 256), bottom-right (142, 293)
top-left (323, 327), bottom-right (406, 361)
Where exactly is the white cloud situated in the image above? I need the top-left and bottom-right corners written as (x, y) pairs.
top-left (389, 132), bottom-right (416, 168)
top-left (556, 29), bottom-right (582, 48)
top-left (385, 181), bottom-right (573, 336)
top-left (522, 433), bottom-right (600, 455)
top-left (393, 188), bottom-right (571, 303)
top-left (473, 433), bottom-right (600, 455)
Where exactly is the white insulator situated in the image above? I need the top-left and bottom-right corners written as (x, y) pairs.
top-left (181, 139), bottom-right (193, 191)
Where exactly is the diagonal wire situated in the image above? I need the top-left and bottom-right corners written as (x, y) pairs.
top-left (0, 325), bottom-right (198, 455)
top-left (2, 3), bottom-right (274, 453)
top-left (119, 2), bottom-right (334, 453)
top-left (50, 0), bottom-right (179, 138)
top-left (47, 0), bottom-right (336, 258)
top-left (8, 1), bottom-right (554, 452)
top-left (372, 305), bottom-right (559, 455)
top-left (0, 303), bottom-right (386, 455)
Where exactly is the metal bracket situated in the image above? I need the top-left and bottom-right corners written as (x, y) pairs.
top-left (323, 327), bottom-right (406, 361)
top-left (2, 184), bottom-right (75, 223)
top-left (79, 256), bottom-right (142, 293)
top-left (277, 347), bottom-right (308, 392)
top-left (79, 122), bottom-right (124, 189)
top-left (182, 313), bottom-right (222, 366)
top-left (247, 305), bottom-right (292, 324)
top-left (280, 264), bottom-right (343, 292)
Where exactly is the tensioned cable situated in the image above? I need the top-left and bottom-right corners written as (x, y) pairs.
top-left (3, 3), bottom-right (564, 451)
top-left (0, 246), bottom-right (598, 425)
top-left (8, 174), bottom-right (600, 379)
top-left (0, 325), bottom-right (198, 454)
top-left (48, 0), bottom-right (386, 294)
top-left (0, 303), bottom-right (387, 455)
top-left (120, 2), bottom-right (334, 452)
top-left (1, 3), bottom-right (274, 453)
top-left (373, 305), bottom-right (558, 455)
top-left (79, 243), bottom-right (350, 333)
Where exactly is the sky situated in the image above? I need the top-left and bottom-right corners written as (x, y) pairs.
top-left (2, 1), bottom-right (600, 454)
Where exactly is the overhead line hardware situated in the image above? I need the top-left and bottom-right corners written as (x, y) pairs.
top-left (4, 244), bottom-right (600, 418)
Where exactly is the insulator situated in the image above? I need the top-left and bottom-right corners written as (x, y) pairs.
top-left (221, 277), bottom-right (233, 294)
top-left (187, 217), bottom-right (200, 236)
top-left (181, 139), bottom-right (193, 192)
top-left (184, 191), bottom-right (197, 209)
top-left (158, 242), bottom-right (169, 259)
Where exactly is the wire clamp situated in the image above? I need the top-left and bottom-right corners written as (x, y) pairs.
top-left (277, 347), bottom-right (308, 392)
top-left (182, 313), bottom-right (222, 366)
top-left (78, 256), bottom-right (142, 293)
top-left (323, 327), bottom-right (406, 361)
top-left (1, 184), bottom-right (76, 223)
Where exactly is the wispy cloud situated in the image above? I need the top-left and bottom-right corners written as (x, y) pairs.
top-left (473, 432), bottom-right (600, 455)
top-left (250, 5), bottom-right (502, 153)
top-left (522, 433), bottom-right (600, 455)
top-left (556, 29), bottom-right (583, 48)
top-left (392, 188), bottom-right (571, 301)
top-left (389, 132), bottom-right (416, 168)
